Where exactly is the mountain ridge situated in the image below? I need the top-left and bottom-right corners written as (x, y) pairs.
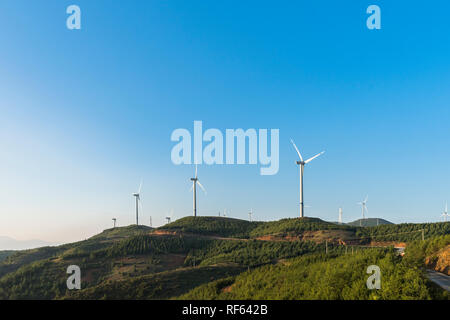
top-left (0, 236), bottom-right (57, 251)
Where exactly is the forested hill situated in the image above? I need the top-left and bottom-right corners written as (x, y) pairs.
top-left (347, 218), bottom-right (394, 227)
top-left (0, 217), bottom-right (448, 300)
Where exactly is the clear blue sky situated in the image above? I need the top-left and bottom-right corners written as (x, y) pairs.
top-left (1, 1), bottom-right (449, 243)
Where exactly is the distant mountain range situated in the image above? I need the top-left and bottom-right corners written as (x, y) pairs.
top-left (346, 218), bottom-right (394, 227)
top-left (0, 236), bottom-right (56, 251)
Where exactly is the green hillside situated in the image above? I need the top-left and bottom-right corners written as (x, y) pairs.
top-left (179, 248), bottom-right (448, 300)
top-left (356, 222), bottom-right (450, 242)
top-left (0, 251), bottom-right (15, 263)
top-left (0, 217), bottom-right (448, 300)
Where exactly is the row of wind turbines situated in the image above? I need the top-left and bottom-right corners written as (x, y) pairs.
top-left (112, 139), bottom-right (449, 228)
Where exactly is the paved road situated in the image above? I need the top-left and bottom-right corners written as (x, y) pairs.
top-left (426, 270), bottom-right (450, 292)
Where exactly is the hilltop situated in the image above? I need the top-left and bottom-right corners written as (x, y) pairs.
top-left (157, 216), bottom-right (259, 238)
top-left (0, 236), bottom-right (56, 251)
top-left (347, 218), bottom-right (394, 227)
top-left (91, 225), bottom-right (153, 240)
top-left (159, 216), bottom-right (359, 244)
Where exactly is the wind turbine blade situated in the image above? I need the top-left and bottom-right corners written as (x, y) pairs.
top-left (305, 151), bottom-right (325, 164)
top-left (290, 139), bottom-right (303, 161)
top-left (195, 164), bottom-right (198, 179)
top-left (364, 195), bottom-right (368, 203)
top-left (190, 183), bottom-right (193, 192)
top-left (197, 180), bottom-right (207, 194)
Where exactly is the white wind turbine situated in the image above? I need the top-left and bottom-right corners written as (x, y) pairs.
top-left (357, 195), bottom-right (368, 227)
top-left (190, 165), bottom-right (207, 217)
top-left (112, 218), bottom-right (117, 228)
top-left (290, 139), bottom-right (325, 218)
top-left (249, 209), bottom-right (253, 222)
top-left (132, 180), bottom-right (143, 225)
top-left (442, 202), bottom-right (448, 222)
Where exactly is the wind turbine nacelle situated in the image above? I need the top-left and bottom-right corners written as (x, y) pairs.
top-left (296, 161), bottom-right (303, 165)
top-left (133, 193), bottom-right (139, 197)
top-left (190, 178), bottom-right (197, 181)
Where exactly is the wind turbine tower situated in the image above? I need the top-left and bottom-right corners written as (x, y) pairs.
top-left (112, 218), bottom-right (117, 228)
top-left (442, 202), bottom-right (448, 222)
top-left (290, 139), bottom-right (325, 218)
top-left (338, 208), bottom-right (343, 224)
top-left (133, 180), bottom-right (143, 225)
top-left (357, 195), bottom-right (369, 227)
top-left (190, 165), bottom-right (207, 217)
top-left (249, 209), bottom-right (253, 222)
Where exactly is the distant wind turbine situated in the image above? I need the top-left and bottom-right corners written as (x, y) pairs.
top-left (249, 209), bottom-right (253, 222)
top-left (112, 218), bottom-right (117, 228)
top-left (357, 195), bottom-right (368, 227)
top-left (166, 209), bottom-right (174, 224)
top-left (133, 180), bottom-right (143, 225)
top-left (304, 205), bottom-right (312, 214)
top-left (290, 139), bottom-right (325, 218)
top-left (338, 208), bottom-right (343, 224)
top-left (442, 202), bottom-right (448, 222)
top-left (190, 165), bottom-right (207, 217)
